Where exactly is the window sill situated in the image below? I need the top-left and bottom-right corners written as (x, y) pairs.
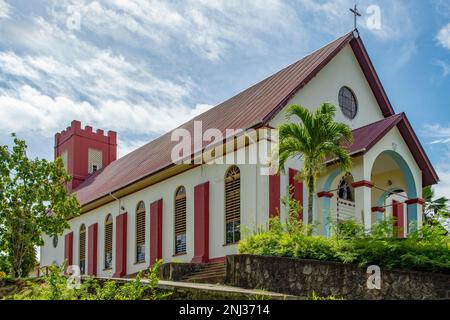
top-left (223, 242), bottom-right (238, 247)
top-left (103, 268), bottom-right (112, 271)
top-left (172, 252), bottom-right (187, 257)
top-left (134, 261), bottom-right (146, 265)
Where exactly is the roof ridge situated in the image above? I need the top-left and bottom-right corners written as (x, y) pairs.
top-left (76, 31), bottom-right (398, 207)
top-left (352, 113), bottom-right (402, 131)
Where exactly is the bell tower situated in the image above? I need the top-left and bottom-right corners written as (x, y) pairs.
top-left (54, 120), bottom-right (117, 191)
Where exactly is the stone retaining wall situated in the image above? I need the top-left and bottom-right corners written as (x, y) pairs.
top-left (225, 254), bottom-right (450, 300)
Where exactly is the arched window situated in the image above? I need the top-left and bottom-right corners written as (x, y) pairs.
top-left (174, 186), bottom-right (187, 254)
top-left (338, 173), bottom-right (354, 202)
top-left (136, 201), bottom-right (146, 263)
top-left (79, 224), bottom-right (86, 274)
top-left (104, 214), bottom-right (113, 269)
top-left (225, 166), bottom-right (241, 244)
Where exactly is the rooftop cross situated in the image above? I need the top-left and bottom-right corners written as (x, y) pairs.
top-left (349, 4), bottom-right (362, 31)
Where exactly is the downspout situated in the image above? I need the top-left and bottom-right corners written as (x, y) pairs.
top-left (255, 164), bottom-right (258, 228)
top-left (109, 192), bottom-right (122, 215)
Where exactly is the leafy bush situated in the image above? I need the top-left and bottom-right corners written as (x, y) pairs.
top-left (5, 260), bottom-right (172, 300)
top-left (238, 217), bottom-right (450, 274)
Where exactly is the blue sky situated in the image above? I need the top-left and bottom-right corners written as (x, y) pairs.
top-left (1, 0), bottom-right (450, 197)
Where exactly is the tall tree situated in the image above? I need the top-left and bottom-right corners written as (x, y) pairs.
top-left (423, 186), bottom-right (449, 228)
top-left (278, 103), bottom-right (353, 225)
top-left (0, 134), bottom-right (80, 278)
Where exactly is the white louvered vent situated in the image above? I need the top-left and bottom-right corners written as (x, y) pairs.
top-left (61, 150), bottom-right (68, 170)
top-left (88, 148), bottom-right (103, 174)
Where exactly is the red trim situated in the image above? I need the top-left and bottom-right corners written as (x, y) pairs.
top-left (397, 115), bottom-right (439, 187)
top-left (87, 223), bottom-right (98, 276)
top-left (324, 113), bottom-right (438, 187)
top-left (371, 206), bottom-right (386, 213)
top-left (289, 169), bottom-right (304, 220)
top-left (393, 200), bottom-right (405, 238)
top-left (113, 213), bottom-right (127, 278)
top-left (350, 36), bottom-right (395, 117)
top-left (405, 198), bottom-right (426, 205)
top-left (317, 191), bottom-right (333, 198)
top-left (351, 180), bottom-right (374, 188)
top-left (64, 232), bottom-right (73, 266)
top-left (150, 199), bottom-right (163, 266)
top-left (192, 182), bottom-right (210, 264)
top-left (208, 256), bottom-right (226, 264)
top-left (269, 174), bottom-right (281, 218)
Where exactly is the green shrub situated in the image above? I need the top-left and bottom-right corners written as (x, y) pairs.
top-left (5, 260), bottom-right (172, 300)
top-left (238, 219), bottom-right (450, 274)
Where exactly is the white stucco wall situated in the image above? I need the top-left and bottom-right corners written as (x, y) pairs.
top-left (40, 142), bottom-right (271, 277)
top-left (270, 44), bottom-right (385, 131)
top-left (40, 42), bottom-right (427, 275)
top-left (269, 43), bottom-right (387, 226)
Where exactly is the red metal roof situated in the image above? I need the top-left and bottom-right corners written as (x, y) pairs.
top-left (330, 113), bottom-right (438, 187)
top-left (73, 32), bottom-right (435, 207)
top-left (348, 113), bottom-right (404, 154)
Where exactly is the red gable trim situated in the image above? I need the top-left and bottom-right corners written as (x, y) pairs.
top-left (396, 115), bottom-right (439, 187)
top-left (326, 113), bottom-right (438, 187)
top-left (350, 37), bottom-right (395, 117)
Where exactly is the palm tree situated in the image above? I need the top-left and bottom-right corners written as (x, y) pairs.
top-left (422, 186), bottom-right (449, 226)
top-left (278, 103), bottom-right (353, 225)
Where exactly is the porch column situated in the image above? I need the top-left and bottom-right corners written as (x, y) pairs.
top-left (405, 198), bottom-right (425, 233)
top-left (371, 206), bottom-right (385, 222)
top-left (317, 192), bottom-right (333, 236)
top-left (352, 181), bottom-right (373, 231)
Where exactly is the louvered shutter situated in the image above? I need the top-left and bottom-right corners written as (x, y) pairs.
top-left (79, 225), bottom-right (86, 274)
top-left (136, 201), bottom-right (146, 262)
top-left (225, 166), bottom-right (241, 244)
top-left (174, 187), bottom-right (187, 254)
top-left (104, 215), bottom-right (113, 269)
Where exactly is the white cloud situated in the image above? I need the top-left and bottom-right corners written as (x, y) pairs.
top-left (434, 60), bottom-right (450, 77)
top-left (423, 123), bottom-right (450, 144)
top-left (0, 0), bottom-right (10, 19)
top-left (0, 11), bottom-right (215, 145)
top-left (437, 23), bottom-right (450, 50)
top-left (0, 85), bottom-right (212, 136)
top-left (48, 0), bottom-right (299, 62)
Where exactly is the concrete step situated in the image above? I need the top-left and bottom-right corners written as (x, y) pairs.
top-left (182, 262), bottom-right (226, 284)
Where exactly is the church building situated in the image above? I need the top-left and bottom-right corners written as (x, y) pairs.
top-left (40, 31), bottom-right (438, 278)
